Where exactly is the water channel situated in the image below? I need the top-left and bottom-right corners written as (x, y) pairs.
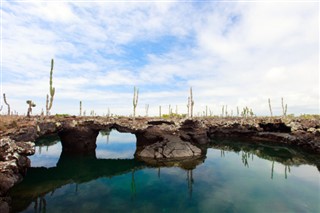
top-left (9, 130), bottom-right (320, 213)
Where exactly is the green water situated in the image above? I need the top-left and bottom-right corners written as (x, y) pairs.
top-left (9, 131), bottom-right (320, 213)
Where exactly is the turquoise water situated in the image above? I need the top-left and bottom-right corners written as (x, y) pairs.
top-left (10, 131), bottom-right (320, 213)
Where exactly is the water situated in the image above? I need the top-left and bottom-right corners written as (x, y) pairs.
top-left (9, 131), bottom-right (320, 213)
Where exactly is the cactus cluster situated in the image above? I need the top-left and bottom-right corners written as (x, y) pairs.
top-left (46, 59), bottom-right (55, 116)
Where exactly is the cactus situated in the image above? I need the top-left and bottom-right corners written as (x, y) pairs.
top-left (145, 104), bottom-right (149, 117)
top-left (187, 87), bottom-right (194, 118)
top-left (187, 98), bottom-right (190, 117)
top-left (268, 98), bottom-right (273, 117)
top-left (221, 105), bottom-right (224, 117)
top-left (159, 105), bottom-right (162, 117)
top-left (205, 105), bottom-right (208, 117)
top-left (133, 86), bottom-right (139, 119)
top-left (225, 105), bottom-right (228, 117)
top-left (241, 106), bottom-right (249, 118)
top-left (281, 97), bottom-right (287, 117)
top-left (26, 100), bottom-right (36, 117)
top-left (107, 107), bottom-right (110, 117)
top-left (46, 59), bottom-right (55, 116)
top-left (3, 93), bottom-right (10, 115)
top-left (237, 106), bottom-right (239, 117)
top-left (249, 108), bottom-right (254, 117)
top-left (80, 101), bottom-right (82, 116)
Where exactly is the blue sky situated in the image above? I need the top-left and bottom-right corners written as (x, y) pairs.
top-left (1, 0), bottom-right (319, 116)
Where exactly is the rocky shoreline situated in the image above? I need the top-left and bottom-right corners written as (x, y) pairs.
top-left (0, 138), bottom-right (34, 213)
top-left (0, 116), bottom-right (319, 212)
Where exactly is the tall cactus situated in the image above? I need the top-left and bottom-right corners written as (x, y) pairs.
top-left (281, 97), bottom-right (287, 117)
top-left (3, 93), bottom-right (10, 115)
top-left (145, 104), bottom-right (149, 117)
top-left (46, 59), bottom-right (55, 116)
top-left (133, 86), bottom-right (139, 119)
top-left (26, 100), bottom-right (36, 117)
top-left (187, 87), bottom-right (194, 118)
top-left (80, 101), bottom-right (82, 116)
top-left (268, 98), bottom-right (273, 117)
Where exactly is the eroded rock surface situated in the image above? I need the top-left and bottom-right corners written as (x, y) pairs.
top-left (138, 139), bottom-right (202, 159)
top-left (58, 127), bottom-right (100, 154)
top-left (0, 137), bottom-right (35, 212)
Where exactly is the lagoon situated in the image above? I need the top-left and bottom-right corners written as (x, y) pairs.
top-left (9, 131), bottom-right (320, 213)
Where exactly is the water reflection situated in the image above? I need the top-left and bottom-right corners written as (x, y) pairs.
top-left (209, 138), bottom-right (320, 177)
top-left (9, 133), bottom-right (320, 213)
top-left (31, 135), bottom-right (61, 167)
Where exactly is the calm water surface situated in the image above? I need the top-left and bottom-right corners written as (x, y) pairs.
top-left (9, 131), bottom-right (320, 213)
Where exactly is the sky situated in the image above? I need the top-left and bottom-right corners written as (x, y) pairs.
top-left (1, 0), bottom-right (319, 116)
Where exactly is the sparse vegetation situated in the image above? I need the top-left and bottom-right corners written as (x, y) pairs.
top-left (55, 114), bottom-right (71, 117)
top-left (161, 113), bottom-right (187, 119)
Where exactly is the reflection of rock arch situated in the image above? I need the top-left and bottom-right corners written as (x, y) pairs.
top-left (10, 150), bottom-right (205, 213)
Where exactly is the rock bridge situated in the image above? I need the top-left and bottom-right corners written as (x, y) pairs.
top-left (43, 117), bottom-right (208, 159)
top-left (10, 116), bottom-right (320, 159)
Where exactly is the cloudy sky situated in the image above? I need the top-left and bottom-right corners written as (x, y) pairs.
top-left (1, 0), bottom-right (319, 116)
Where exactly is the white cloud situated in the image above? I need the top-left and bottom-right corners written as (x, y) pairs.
top-left (1, 1), bottom-right (318, 116)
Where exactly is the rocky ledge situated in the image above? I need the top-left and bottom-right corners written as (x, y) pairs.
top-left (0, 137), bottom-right (34, 212)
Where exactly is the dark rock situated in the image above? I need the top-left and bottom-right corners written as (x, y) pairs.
top-left (38, 122), bottom-right (60, 136)
top-left (179, 119), bottom-right (208, 145)
top-left (135, 126), bottom-right (165, 147)
top-left (58, 127), bottom-right (100, 154)
top-left (259, 122), bottom-right (291, 133)
top-left (10, 126), bottom-right (38, 142)
top-left (111, 123), bottom-right (135, 133)
top-left (0, 197), bottom-right (10, 213)
top-left (147, 120), bottom-right (175, 126)
top-left (208, 122), bottom-right (257, 137)
top-left (0, 138), bottom-right (34, 196)
top-left (137, 139), bottom-right (202, 159)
